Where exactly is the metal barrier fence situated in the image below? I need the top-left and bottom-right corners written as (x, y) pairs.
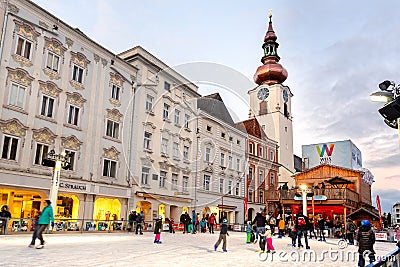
top-left (0, 217), bottom-right (246, 234)
top-left (367, 247), bottom-right (400, 267)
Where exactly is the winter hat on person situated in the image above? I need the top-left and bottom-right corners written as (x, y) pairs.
top-left (265, 225), bottom-right (271, 230)
top-left (44, 200), bottom-right (51, 205)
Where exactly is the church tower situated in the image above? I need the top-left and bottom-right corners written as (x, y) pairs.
top-left (248, 12), bottom-right (295, 186)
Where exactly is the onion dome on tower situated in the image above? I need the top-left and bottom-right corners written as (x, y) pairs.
top-left (254, 12), bottom-right (288, 85)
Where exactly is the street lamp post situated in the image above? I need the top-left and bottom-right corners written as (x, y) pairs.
top-left (297, 184), bottom-right (313, 217)
top-left (43, 150), bottom-right (71, 214)
top-left (370, 80), bottom-right (400, 145)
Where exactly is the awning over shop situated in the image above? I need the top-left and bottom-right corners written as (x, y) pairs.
top-left (217, 205), bottom-right (237, 210)
top-left (325, 176), bottom-right (354, 188)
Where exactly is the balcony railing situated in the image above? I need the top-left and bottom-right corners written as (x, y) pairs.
top-left (265, 188), bottom-right (359, 206)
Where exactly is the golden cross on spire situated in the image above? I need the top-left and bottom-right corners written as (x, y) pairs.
top-left (268, 9), bottom-right (273, 19)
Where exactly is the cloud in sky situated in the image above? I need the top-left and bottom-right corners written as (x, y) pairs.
top-left (32, 0), bottom-right (400, 198)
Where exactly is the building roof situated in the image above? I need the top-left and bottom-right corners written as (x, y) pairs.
top-left (347, 207), bottom-right (379, 219)
top-left (235, 118), bottom-right (268, 140)
top-left (292, 164), bottom-right (363, 178)
top-left (326, 176), bottom-right (354, 185)
top-left (197, 93), bottom-right (237, 128)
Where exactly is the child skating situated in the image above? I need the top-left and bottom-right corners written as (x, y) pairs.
top-left (214, 218), bottom-right (229, 252)
top-left (246, 221), bottom-right (253, 244)
top-left (154, 216), bottom-right (163, 244)
top-left (259, 225), bottom-right (276, 253)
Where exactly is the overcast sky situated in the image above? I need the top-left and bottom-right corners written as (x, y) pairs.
top-left (31, 0), bottom-right (400, 213)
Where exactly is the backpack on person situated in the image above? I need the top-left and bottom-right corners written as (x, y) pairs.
top-left (297, 217), bottom-right (306, 227)
top-left (348, 223), bottom-right (356, 232)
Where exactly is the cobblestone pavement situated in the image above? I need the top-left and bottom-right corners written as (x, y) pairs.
top-left (0, 231), bottom-right (396, 267)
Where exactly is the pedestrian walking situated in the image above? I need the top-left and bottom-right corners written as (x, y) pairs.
top-left (35, 200), bottom-right (54, 249)
top-left (295, 212), bottom-right (310, 249)
top-left (154, 216), bottom-right (163, 244)
top-left (0, 205), bottom-right (11, 235)
top-left (278, 218), bottom-right (285, 238)
top-left (288, 218), bottom-right (297, 247)
top-left (135, 211), bottom-right (144, 235)
top-left (318, 216), bottom-right (326, 241)
top-left (128, 211), bottom-right (136, 233)
top-left (252, 211), bottom-right (267, 243)
top-left (28, 210), bottom-right (41, 247)
top-left (214, 218), bottom-right (229, 252)
top-left (346, 218), bottom-right (356, 245)
top-left (356, 220), bottom-right (375, 267)
top-left (191, 210), bottom-right (197, 234)
top-left (169, 217), bottom-right (175, 233)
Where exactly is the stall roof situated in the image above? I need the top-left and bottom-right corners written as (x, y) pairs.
top-left (326, 176), bottom-right (354, 185)
top-left (347, 207), bottom-right (379, 219)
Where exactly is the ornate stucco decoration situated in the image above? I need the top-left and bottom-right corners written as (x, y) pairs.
top-left (93, 53), bottom-right (100, 63)
top-left (12, 54), bottom-right (32, 67)
top-left (13, 19), bottom-right (40, 42)
top-left (140, 156), bottom-right (154, 167)
top-left (7, 67), bottom-right (34, 87)
top-left (43, 69), bottom-right (60, 80)
top-left (65, 37), bottom-right (73, 49)
top-left (32, 127), bottom-right (57, 144)
top-left (103, 146), bottom-right (120, 160)
top-left (66, 92), bottom-right (86, 107)
top-left (44, 37), bottom-right (67, 57)
top-left (143, 122), bottom-right (156, 132)
top-left (8, 3), bottom-right (19, 14)
top-left (109, 98), bottom-right (121, 107)
top-left (69, 80), bottom-right (84, 90)
top-left (70, 51), bottom-right (90, 69)
top-left (38, 80), bottom-right (62, 97)
top-left (204, 165), bottom-right (213, 173)
top-left (0, 118), bottom-right (27, 137)
top-left (61, 135), bottom-right (83, 151)
top-left (39, 21), bottom-right (48, 29)
top-left (101, 58), bottom-right (107, 67)
top-left (159, 161), bottom-right (169, 171)
top-left (106, 108), bottom-right (122, 122)
top-left (171, 165), bottom-right (180, 173)
top-left (110, 72), bottom-right (124, 87)
top-left (182, 167), bottom-right (191, 175)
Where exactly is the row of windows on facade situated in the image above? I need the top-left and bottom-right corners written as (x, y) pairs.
top-left (1, 135), bottom-right (118, 178)
top-left (248, 167), bottom-right (276, 185)
top-left (143, 132), bottom-right (191, 161)
top-left (140, 167), bottom-right (189, 192)
top-left (8, 83), bottom-right (120, 139)
top-left (205, 125), bottom-right (242, 146)
top-left (17, 36), bottom-right (91, 86)
top-left (248, 189), bottom-right (266, 204)
top-left (248, 142), bottom-right (276, 161)
top-left (203, 174), bottom-right (241, 196)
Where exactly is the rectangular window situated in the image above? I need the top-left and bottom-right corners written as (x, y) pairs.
top-left (173, 142), bottom-right (179, 158)
top-left (171, 173), bottom-right (178, 190)
top-left (16, 37), bottom-right (32, 59)
top-left (159, 171), bottom-right (167, 188)
top-left (106, 120), bottom-right (119, 139)
top-left (9, 83), bottom-right (26, 108)
top-left (174, 109), bottom-right (180, 125)
top-left (236, 158), bottom-right (240, 171)
top-left (40, 95), bottom-right (55, 118)
top-left (103, 159), bottom-right (117, 178)
top-left (164, 81), bottom-right (171, 91)
top-left (203, 175), bottom-right (210, 191)
top-left (270, 151), bottom-right (274, 161)
top-left (228, 180), bottom-right (232, 194)
top-left (72, 65), bottom-right (84, 83)
top-left (259, 147), bottom-right (263, 157)
top-left (67, 105), bottom-right (79, 126)
top-left (270, 173), bottom-right (275, 185)
top-left (249, 190), bottom-right (253, 202)
top-left (1, 136), bottom-right (18, 160)
top-left (206, 125), bottom-right (212, 132)
top-left (205, 147), bottom-right (211, 162)
top-left (259, 191), bottom-right (264, 203)
top-left (220, 153), bottom-right (225, 167)
top-left (221, 132), bottom-right (225, 138)
top-left (235, 182), bottom-right (240, 196)
top-left (146, 94), bottom-right (154, 112)
top-left (228, 156), bottom-right (233, 169)
top-left (46, 51), bottom-right (60, 72)
top-left (141, 167), bottom-right (150, 185)
top-left (237, 140), bottom-right (240, 145)
top-left (229, 136), bottom-right (233, 142)
top-left (249, 143), bottom-right (253, 154)
top-left (219, 179), bottom-right (224, 193)
top-left (64, 150), bottom-right (75, 171)
top-left (182, 176), bottom-right (188, 192)
top-left (184, 114), bottom-right (190, 128)
top-left (143, 132), bottom-right (151, 150)
top-left (249, 167), bottom-right (253, 180)
top-left (34, 143), bottom-right (49, 165)
top-left (259, 170), bottom-right (264, 183)
top-left (111, 84), bottom-right (120, 101)
top-left (161, 138), bottom-right (169, 154)
top-left (163, 103), bottom-right (170, 120)
top-left (183, 146), bottom-right (189, 160)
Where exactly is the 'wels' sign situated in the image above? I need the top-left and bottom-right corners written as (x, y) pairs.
top-left (316, 144), bottom-right (335, 164)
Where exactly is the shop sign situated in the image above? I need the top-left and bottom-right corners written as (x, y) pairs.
top-left (59, 182), bottom-right (87, 192)
top-left (375, 232), bottom-right (387, 241)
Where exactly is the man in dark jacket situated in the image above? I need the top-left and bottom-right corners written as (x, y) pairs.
top-left (295, 212), bottom-right (310, 249)
top-left (135, 211), bottom-right (144, 235)
top-left (0, 205), bottom-right (11, 234)
top-left (214, 218), bottom-right (229, 252)
top-left (318, 216), bottom-right (326, 241)
top-left (346, 218), bottom-right (356, 245)
top-left (252, 211), bottom-right (266, 242)
top-left (356, 220), bottom-right (375, 267)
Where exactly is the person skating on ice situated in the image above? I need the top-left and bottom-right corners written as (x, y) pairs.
top-left (154, 216), bottom-right (163, 244)
top-left (259, 225), bottom-right (276, 253)
top-left (35, 200), bottom-right (54, 249)
top-left (214, 218), bottom-right (229, 252)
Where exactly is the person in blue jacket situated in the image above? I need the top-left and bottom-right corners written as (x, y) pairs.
top-left (35, 199), bottom-right (54, 249)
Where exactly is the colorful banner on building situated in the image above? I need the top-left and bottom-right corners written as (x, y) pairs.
top-left (244, 197), bottom-right (248, 221)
